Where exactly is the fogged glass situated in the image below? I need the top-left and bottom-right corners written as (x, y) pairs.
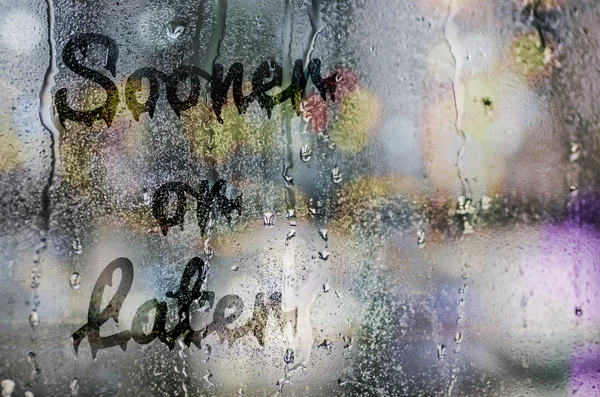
top-left (0, 0), bottom-right (598, 395)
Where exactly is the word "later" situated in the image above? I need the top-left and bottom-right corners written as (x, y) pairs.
top-left (72, 257), bottom-right (283, 358)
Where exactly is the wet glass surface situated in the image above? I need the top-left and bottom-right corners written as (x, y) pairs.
top-left (1, 0), bottom-right (600, 395)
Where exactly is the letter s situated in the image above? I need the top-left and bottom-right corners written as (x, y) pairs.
top-left (54, 33), bottom-right (119, 127)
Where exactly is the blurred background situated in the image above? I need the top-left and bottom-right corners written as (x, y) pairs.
top-left (1, 0), bottom-right (600, 395)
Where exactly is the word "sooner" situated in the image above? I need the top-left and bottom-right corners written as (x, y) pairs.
top-left (55, 33), bottom-right (338, 127)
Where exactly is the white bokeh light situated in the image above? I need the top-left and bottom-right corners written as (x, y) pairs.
top-left (0, 9), bottom-right (44, 54)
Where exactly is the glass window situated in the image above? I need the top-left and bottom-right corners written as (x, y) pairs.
top-left (0, 0), bottom-right (597, 395)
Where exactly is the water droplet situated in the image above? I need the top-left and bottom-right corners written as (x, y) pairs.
top-left (455, 332), bottom-right (462, 343)
top-left (29, 310), bottom-right (39, 327)
top-left (318, 250), bottom-right (330, 260)
top-left (463, 220), bottom-right (474, 234)
top-left (202, 344), bottom-right (211, 363)
top-left (284, 348), bottom-right (295, 364)
top-left (342, 335), bottom-right (353, 349)
top-left (571, 142), bottom-right (579, 153)
top-left (286, 209), bottom-right (295, 219)
top-left (142, 317), bottom-right (154, 335)
top-left (318, 228), bottom-right (328, 241)
top-left (231, 264), bottom-right (239, 272)
top-left (35, 241), bottom-right (46, 255)
top-left (481, 194), bottom-right (492, 210)
top-left (437, 344), bottom-right (446, 359)
top-left (285, 229), bottom-right (296, 242)
top-left (166, 19), bottom-right (186, 40)
top-left (69, 272), bottom-right (80, 289)
top-left (309, 208), bottom-right (316, 216)
top-left (461, 273), bottom-right (468, 280)
top-left (575, 307), bottom-right (583, 316)
top-left (323, 283), bottom-right (330, 293)
top-left (29, 352), bottom-right (40, 376)
top-left (143, 190), bottom-right (151, 205)
top-left (263, 212), bottom-right (274, 226)
top-left (456, 196), bottom-right (475, 214)
top-left (417, 229), bottom-right (425, 246)
top-left (276, 377), bottom-right (292, 391)
top-left (318, 339), bottom-right (333, 353)
top-left (300, 145), bottom-right (312, 162)
top-left (283, 167), bottom-right (293, 183)
top-left (203, 238), bottom-right (214, 259)
top-left (1, 379), bottom-right (15, 397)
top-left (570, 142), bottom-right (580, 162)
top-left (331, 167), bottom-right (342, 184)
top-left (203, 370), bottom-right (213, 385)
top-left (72, 238), bottom-right (82, 255)
top-left (70, 378), bottom-right (79, 396)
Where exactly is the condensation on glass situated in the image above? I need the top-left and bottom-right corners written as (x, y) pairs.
top-left (0, 0), bottom-right (599, 395)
